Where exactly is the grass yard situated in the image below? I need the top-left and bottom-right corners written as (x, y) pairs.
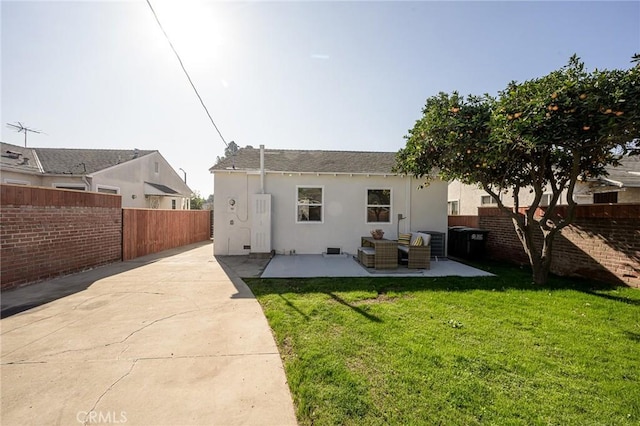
top-left (246, 262), bottom-right (640, 426)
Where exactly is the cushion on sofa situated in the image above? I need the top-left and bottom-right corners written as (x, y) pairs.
top-left (398, 233), bottom-right (411, 246)
top-left (411, 236), bottom-right (423, 246)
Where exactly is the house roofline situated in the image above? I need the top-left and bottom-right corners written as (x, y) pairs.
top-left (211, 169), bottom-right (404, 178)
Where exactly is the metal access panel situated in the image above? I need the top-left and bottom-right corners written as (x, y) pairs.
top-left (419, 231), bottom-right (446, 258)
top-left (250, 194), bottom-right (272, 253)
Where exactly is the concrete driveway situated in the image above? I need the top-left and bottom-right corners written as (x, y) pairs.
top-left (1, 242), bottom-right (297, 426)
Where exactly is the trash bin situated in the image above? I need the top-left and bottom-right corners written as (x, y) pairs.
top-left (448, 227), bottom-right (488, 259)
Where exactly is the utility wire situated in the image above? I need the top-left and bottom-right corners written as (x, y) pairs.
top-left (146, 0), bottom-right (228, 147)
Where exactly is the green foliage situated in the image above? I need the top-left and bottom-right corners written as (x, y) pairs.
top-left (189, 191), bottom-right (205, 209)
top-left (248, 271), bottom-right (640, 425)
top-left (396, 56), bottom-right (640, 284)
top-left (396, 56), bottom-right (639, 192)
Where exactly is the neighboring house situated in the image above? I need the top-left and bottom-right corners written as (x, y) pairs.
top-left (448, 155), bottom-right (640, 215)
top-left (1, 142), bottom-right (192, 209)
top-left (209, 146), bottom-right (447, 256)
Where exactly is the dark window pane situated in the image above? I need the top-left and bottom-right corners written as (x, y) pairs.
top-left (368, 189), bottom-right (390, 205)
top-left (367, 207), bottom-right (390, 223)
top-left (308, 206), bottom-right (322, 221)
top-left (298, 205), bottom-right (322, 221)
top-left (298, 187), bottom-right (322, 204)
top-left (594, 192), bottom-right (618, 204)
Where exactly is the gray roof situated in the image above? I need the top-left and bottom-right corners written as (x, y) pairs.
top-left (0, 142), bottom-right (41, 173)
top-left (210, 147), bottom-right (399, 174)
top-left (145, 182), bottom-right (179, 194)
top-left (598, 155), bottom-right (640, 188)
top-left (34, 148), bottom-right (155, 174)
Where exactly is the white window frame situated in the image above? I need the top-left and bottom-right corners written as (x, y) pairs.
top-left (296, 185), bottom-right (324, 224)
top-left (480, 195), bottom-right (497, 206)
top-left (3, 179), bottom-right (30, 185)
top-left (366, 188), bottom-right (392, 224)
top-left (53, 183), bottom-right (86, 191)
top-left (96, 185), bottom-right (120, 195)
top-left (448, 200), bottom-right (459, 215)
top-left (154, 162), bottom-right (159, 174)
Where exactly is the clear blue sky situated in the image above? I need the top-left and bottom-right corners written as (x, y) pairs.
top-left (2, 1), bottom-right (639, 197)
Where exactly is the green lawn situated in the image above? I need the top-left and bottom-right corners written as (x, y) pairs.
top-left (246, 263), bottom-right (640, 426)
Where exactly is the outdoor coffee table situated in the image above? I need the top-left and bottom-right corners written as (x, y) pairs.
top-left (360, 237), bottom-right (398, 269)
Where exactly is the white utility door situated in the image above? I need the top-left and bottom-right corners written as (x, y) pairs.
top-left (250, 194), bottom-right (271, 253)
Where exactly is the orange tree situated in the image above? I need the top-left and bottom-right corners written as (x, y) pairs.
top-left (395, 56), bottom-right (639, 284)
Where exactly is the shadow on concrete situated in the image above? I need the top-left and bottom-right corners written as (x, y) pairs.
top-left (1, 241), bottom-right (211, 319)
top-left (215, 255), bottom-right (272, 299)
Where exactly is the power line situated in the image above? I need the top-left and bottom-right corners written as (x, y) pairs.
top-left (145, 0), bottom-right (228, 147)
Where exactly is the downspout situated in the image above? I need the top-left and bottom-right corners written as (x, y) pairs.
top-left (405, 176), bottom-right (412, 232)
top-left (260, 144), bottom-right (265, 194)
top-left (82, 175), bottom-right (92, 191)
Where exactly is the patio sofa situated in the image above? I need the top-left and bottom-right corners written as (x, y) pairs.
top-left (397, 232), bottom-right (431, 269)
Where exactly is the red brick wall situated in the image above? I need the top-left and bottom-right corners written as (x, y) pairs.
top-left (1, 185), bottom-right (122, 290)
top-left (477, 205), bottom-right (640, 288)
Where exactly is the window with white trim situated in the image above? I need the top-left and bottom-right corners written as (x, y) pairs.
top-left (54, 183), bottom-right (86, 191)
top-left (97, 185), bottom-right (119, 195)
top-left (3, 179), bottom-right (30, 185)
top-left (448, 200), bottom-right (459, 215)
top-left (366, 189), bottom-right (391, 223)
top-left (296, 186), bottom-right (323, 223)
top-left (480, 195), bottom-right (497, 206)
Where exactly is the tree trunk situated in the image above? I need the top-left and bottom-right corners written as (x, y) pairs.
top-left (531, 258), bottom-right (550, 285)
top-left (511, 215), bottom-right (555, 286)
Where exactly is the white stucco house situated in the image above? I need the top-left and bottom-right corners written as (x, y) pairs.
top-left (209, 146), bottom-right (448, 256)
top-left (448, 155), bottom-right (640, 215)
top-left (1, 142), bottom-right (192, 209)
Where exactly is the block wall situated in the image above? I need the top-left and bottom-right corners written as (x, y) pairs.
top-left (1, 185), bottom-right (122, 289)
top-left (477, 205), bottom-right (640, 288)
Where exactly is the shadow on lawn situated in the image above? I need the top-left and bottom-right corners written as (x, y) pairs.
top-left (247, 260), bottom-right (640, 307)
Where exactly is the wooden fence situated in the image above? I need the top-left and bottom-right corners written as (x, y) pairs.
top-left (122, 208), bottom-right (211, 260)
top-left (1, 184), bottom-right (212, 289)
top-left (448, 215), bottom-right (480, 228)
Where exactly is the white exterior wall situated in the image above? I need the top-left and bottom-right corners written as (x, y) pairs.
top-left (213, 171), bottom-right (447, 256)
top-left (1, 152), bottom-right (191, 209)
top-left (2, 170), bottom-right (44, 186)
top-left (447, 180), bottom-right (607, 215)
top-left (91, 152), bottom-right (191, 208)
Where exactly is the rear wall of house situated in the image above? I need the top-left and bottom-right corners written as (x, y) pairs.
top-left (213, 172), bottom-right (447, 255)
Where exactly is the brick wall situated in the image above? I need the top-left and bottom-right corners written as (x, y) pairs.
top-left (478, 205), bottom-right (640, 288)
top-left (1, 185), bottom-right (122, 290)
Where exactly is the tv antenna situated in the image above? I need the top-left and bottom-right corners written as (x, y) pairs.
top-left (6, 122), bottom-right (44, 147)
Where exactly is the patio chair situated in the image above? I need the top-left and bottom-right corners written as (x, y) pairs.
top-left (397, 232), bottom-right (431, 269)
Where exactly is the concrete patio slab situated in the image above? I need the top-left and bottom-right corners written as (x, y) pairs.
top-left (261, 254), bottom-right (494, 278)
top-left (1, 242), bottom-right (297, 426)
